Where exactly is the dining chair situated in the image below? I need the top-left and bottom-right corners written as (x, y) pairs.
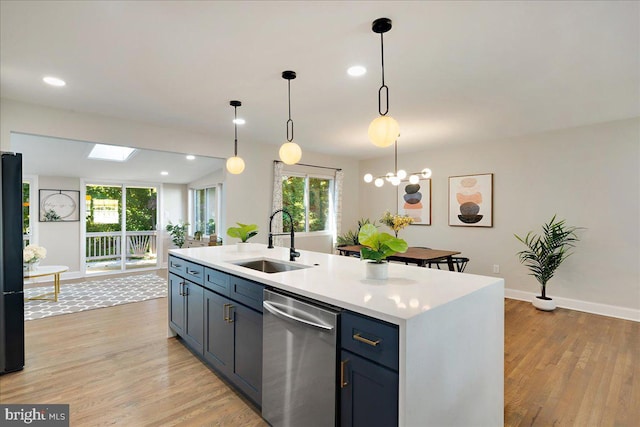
top-left (428, 256), bottom-right (469, 273)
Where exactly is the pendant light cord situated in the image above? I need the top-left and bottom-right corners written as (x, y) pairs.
top-left (234, 105), bottom-right (238, 156)
top-left (286, 79), bottom-right (294, 142)
top-left (378, 32), bottom-right (389, 116)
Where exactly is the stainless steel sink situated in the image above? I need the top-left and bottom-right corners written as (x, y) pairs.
top-left (233, 258), bottom-right (311, 274)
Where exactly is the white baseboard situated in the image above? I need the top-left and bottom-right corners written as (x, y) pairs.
top-left (505, 289), bottom-right (640, 322)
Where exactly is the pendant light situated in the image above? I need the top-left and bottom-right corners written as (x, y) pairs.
top-left (368, 17), bottom-right (399, 148)
top-left (226, 100), bottom-right (245, 175)
top-left (279, 70), bottom-right (302, 165)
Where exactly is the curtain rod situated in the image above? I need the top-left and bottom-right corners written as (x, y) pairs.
top-left (274, 160), bottom-right (342, 172)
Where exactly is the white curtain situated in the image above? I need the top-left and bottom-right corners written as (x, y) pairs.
top-left (271, 161), bottom-right (285, 247)
top-left (334, 169), bottom-right (344, 248)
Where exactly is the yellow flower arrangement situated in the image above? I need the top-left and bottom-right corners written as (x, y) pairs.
top-left (380, 211), bottom-right (414, 237)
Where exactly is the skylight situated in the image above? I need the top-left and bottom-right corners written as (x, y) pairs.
top-left (88, 144), bottom-right (137, 162)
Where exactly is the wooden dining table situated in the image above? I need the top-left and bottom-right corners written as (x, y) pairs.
top-left (337, 245), bottom-right (461, 271)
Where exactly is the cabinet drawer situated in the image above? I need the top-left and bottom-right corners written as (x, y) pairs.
top-left (229, 275), bottom-right (264, 312)
top-left (204, 267), bottom-right (230, 296)
top-left (169, 256), bottom-right (187, 276)
top-left (184, 261), bottom-right (204, 285)
top-left (341, 312), bottom-right (399, 371)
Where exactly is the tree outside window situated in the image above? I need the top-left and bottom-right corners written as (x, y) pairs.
top-left (282, 174), bottom-right (331, 232)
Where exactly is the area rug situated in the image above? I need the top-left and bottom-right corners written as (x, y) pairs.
top-left (24, 273), bottom-right (167, 321)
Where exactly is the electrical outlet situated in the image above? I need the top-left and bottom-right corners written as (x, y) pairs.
top-left (493, 264), bottom-right (500, 274)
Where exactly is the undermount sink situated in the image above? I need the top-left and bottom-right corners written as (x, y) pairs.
top-left (232, 258), bottom-right (311, 274)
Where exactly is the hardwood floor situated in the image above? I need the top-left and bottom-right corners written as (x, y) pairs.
top-left (1, 298), bottom-right (638, 426)
top-left (504, 299), bottom-right (639, 426)
top-left (0, 297), bottom-right (266, 426)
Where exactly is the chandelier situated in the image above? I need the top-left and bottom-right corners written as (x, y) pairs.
top-left (363, 141), bottom-right (432, 187)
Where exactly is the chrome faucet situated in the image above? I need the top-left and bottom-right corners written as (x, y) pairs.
top-left (268, 209), bottom-right (300, 262)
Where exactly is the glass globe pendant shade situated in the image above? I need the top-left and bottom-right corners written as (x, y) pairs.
top-left (279, 141), bottom-right (302, 165)
top-left (397, 169), bottom-right (407, 179)
top-left (409, 174), bottom-right (420, 184)
top-left (390, 176), bottom-right (401, 186)
top-left (421, 168), bottom-right (432, 179)
top-left (374, 178), bottom-right (384, 187)
top-left (226, 156), bottom-right (245, 174)
top-left (368, 115), bottom-right (399, 147)
top-left (364, 173), bottom-right (373, 183)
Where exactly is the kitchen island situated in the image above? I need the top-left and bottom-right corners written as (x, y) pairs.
top-left (169, 244), bottom-right (504, 426)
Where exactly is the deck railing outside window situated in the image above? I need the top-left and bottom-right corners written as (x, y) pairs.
top-left (86, 231), bottom-right (157, 262)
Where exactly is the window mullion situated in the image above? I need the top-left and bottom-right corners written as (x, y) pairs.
top-left (304, 175), bottom-right (310, 232)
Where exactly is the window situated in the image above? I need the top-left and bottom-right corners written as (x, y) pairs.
top-left (282, 174), bottom-right (333, 232)
top-left (22, 180), bottom-right (31, 246)
top-left (192, 186), bottom-right (218, 236)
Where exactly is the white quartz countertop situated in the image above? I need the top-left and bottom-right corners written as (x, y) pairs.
top-left (169, 244), bottom-right (504, 325)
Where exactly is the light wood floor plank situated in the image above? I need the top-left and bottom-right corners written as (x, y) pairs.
top-left (1, 293), bottom-right (638, 426)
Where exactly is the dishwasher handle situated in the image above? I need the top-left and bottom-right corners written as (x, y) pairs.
top-left (263, 300), bottom-right (334, 331)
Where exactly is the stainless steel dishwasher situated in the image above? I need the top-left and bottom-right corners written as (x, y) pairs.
top-left (262, 289), bottom-right (340, 427)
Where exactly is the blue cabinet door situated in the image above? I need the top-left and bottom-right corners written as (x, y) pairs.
top-left (204, 289), bottom-right (263, 406)
top-left (204, 289), bottom-right (234, 376)
top-left (340, 350), bottom-right (399, 427)
top-left (169, 273), bottom-right (184, 335)
top-left (231, 303), bottom-right (263, 405)
top-left (184, 281), bottom-right (204, 354)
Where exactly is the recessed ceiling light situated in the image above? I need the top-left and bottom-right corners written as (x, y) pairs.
top-left (186, 155), bottom-right (196, 160)
top-left (347, 66), bottom-right (366, 77)
top-left (233, 118), bottom-right (246, 125)
top-left (88, 144), bottom-right (136, 162)
top-left (161, 171), bottom-right (169, 176)
top-left (43, 76), bottom-right (66, 87)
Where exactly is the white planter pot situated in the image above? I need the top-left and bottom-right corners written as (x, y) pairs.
top-left (365, 261), bottom-right (388, 280)
top-left (237, 242), bottom-right (251, 252)
top-left (532, 296), bottom-right (556, 311)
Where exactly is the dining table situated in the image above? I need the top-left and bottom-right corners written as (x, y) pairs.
top-left (336, 245), bottom-right (461, 271)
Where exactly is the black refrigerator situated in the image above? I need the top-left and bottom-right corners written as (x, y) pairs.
top-left (0, 151), bottom-right (24, 374)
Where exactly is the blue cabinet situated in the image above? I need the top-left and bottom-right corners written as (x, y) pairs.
top-left (169, 270), bottom-right (204, 354)
top-left (203, 287), bottom-right (263, 406)
top-left (340, 312), bottom-right (399, 427)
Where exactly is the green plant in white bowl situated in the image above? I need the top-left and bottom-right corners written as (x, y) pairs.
top-left (358, 223), bottom-right (408, 263)
top-left (227, 223), bottom-right (258, 243)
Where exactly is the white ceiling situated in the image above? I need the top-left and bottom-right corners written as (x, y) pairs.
top-left (1, 1), bottom-right (638, 161)
top-left (12, 133), bottom-right (224, 184)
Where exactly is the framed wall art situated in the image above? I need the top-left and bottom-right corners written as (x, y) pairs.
top-left (398, 178), bottom-right (431, 225)
top-left (39, 189), bottom-right (80, 222)
top-left (448, 173), bottom-right (493, 227)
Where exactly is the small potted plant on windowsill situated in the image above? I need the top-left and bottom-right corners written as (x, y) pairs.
top-left (166, 221), bottom-right (189, 248)
top-left (226, 222), bottom-right (258, 252)
top-left (358, 223), bottom-right (408, 280)
top-left (515, 215), bottom-right (583, 311)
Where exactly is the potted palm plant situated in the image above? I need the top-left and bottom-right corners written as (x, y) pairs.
top-left (227, 222), bottom-right (258, 252)
top-left (515, 215), bottom-right (582, 311)
top-left (358, 223), bottom-right (408, 280)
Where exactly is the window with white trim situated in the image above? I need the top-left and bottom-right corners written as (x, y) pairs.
top-left (281, 173), bottom-right (333, 233)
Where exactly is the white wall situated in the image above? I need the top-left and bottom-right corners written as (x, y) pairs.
top-left (37, 176), bottom-right (81, 272)
top-left (359, 118), bottom-right (640, 319)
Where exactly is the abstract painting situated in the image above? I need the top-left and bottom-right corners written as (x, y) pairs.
top-left (398, 178), bottom-right (431, 225)
top-left (448, 174), bottom-right (493, 227)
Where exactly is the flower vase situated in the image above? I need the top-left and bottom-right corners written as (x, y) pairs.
top-left (365, 261), bottom-right (388, 280)
top-left (26, 260), bottom-right (40, 271)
